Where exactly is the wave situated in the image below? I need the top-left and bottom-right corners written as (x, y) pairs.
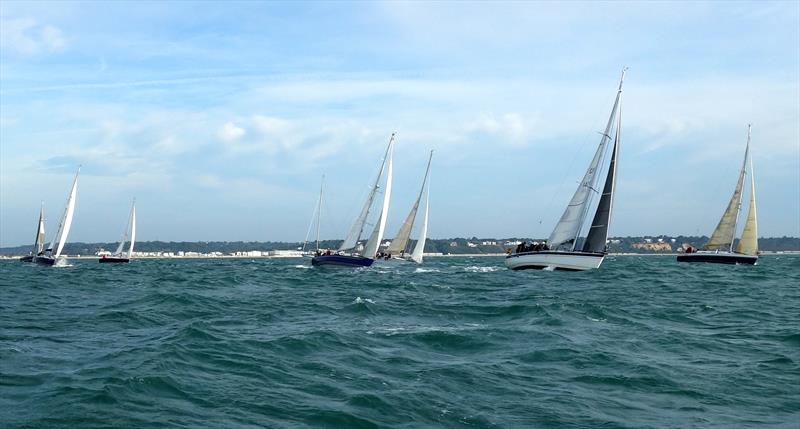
top-left (463, 266), bottom-right (501, 272)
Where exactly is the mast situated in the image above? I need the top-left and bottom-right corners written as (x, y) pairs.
top-left (736, 125), bottom-right (758, 255)
top-left (363, 138), bottom-right (394, 258)
top-left (729, 125), bottom-right (750, 252)
top-left (128, 200), bottom-right (136, 259)
top-left (548, 69), bottom-right (624, 250)
top-left (583, 88), bottom-right (622, 253)
top-left (410, 151), bottom-right (433, 263)
top-left (316, 175), bottom-right (324, 251)
top-left (34, 202), bottom-right (45, 254)
top-left (387, 150), bottom-right (433, 255)
top-left (114, 199), bottom-right (135, 256)
top-left (339, 133), bottom-right (395, 251)
top-left (49, 167), bottom-right (80, 258)
top-left (705, 127), bottom-right (749, 251)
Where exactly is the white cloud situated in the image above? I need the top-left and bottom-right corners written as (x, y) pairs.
top-left (218, 121), bottom-right (245, 142)
top-left (0, 18), bottom-right (66, 55)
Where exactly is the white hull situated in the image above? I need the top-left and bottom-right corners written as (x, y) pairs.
top-left (505, 251), bottom-right (605, 271)
top-left (373, 256), bottom-right (415, 265)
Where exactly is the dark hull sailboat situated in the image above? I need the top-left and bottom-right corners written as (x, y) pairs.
top-left (19, 255), bottom-right (34, 263)
top-left (312, 134), bottom-right (395, 268)
top-left (32, 256), bottom-right (57, 266)
top-left (678, 125), bottom-right (758, 266)
top-left (99, 256), bottom-right (130, 263)
top-left (676, 252), bottom-right (757, 265)
top-left (311, 254), bottom-right (374, 267)
top-left (34, 168), bottom-right (80, 267)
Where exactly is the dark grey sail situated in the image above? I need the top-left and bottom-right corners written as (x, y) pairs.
top-left (582, 133), bottom-right (619, 253)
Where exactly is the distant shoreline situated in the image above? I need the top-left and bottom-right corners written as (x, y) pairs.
top-left (3, 252), bottom-right (798, 261)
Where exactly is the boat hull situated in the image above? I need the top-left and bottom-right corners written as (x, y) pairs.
top-left (677, 252), bottom-right (757, 265)
top-left (19, 255), bottom-right (34, 263)
top-left (99, 257), bottom-right (130, 263)
top-left (32, 256), bottom-right (58, 266)
top-left (505, 250), bottom-right (605, 271)
top-left (311, 255), bottom-right (374, 267)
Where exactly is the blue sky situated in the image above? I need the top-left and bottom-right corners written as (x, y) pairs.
top-left (1, 1), bottom-right (798, 247)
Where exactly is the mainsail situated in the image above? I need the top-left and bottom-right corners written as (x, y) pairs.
top-left (582, 117), bottom-right (620, 253)
top-left (548, 69), bottom-right (625, 250)
top-left (303, 176), bottom-right (324, 252)
top-left (363, 142), bottom-right (394, 258)
top-left (339, 134), bottom-right (395, 251)
top-left (736, 127), bottom-right (758, 255)
top-left (387, 150), bottom-right (433, 255)
top-left (128, 203), bottom-right (136, 259)
top-left (114, 200), bottom-right (136, 257)
top-left (48, 168), bottom-right (79, 258)
top-left (705, 136), bottom-right (749, 251)
top-left (34, 203), bottom-right (46, 254)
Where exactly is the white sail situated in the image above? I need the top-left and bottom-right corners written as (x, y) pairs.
top-left (548, 70), bottom-right (624, 249)
top-left (50, 168), bottom-right (79, 258)
top-left (706, 134), bottom-right (749, 251)
top-left (128, 203), bottom-right (136, 258)
top-left (114, 200), bottom-right (136, 257)
top-left (303, 176), bottom-right (324, 252)
top-left (35, 203), bottom-right (46, 254)
top-left (736, 128), bottom-right (757, 256)
top-left (340, 134), bottom-right (395, 251)
top-left (410, 182), bottom-right (429, 264)
top-left (363, 142), bottom-right (394, 258)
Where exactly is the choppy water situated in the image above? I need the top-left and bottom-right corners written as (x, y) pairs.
top-left (1, 255), bottom-right (798, 428)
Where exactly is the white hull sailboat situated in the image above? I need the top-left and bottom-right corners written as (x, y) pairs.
top-left (506, 69), bottom-right (626, 271)
top-left (20, 203), bottom-right (46, 263)
top-left (379, 150), bottom-right (433, 264)
top-left (34, 168), bottom-right (80, 266)
top-left (312, 133), bottom-right (395, 267)
top-left (678, 125), bottom-right (758, 265)
top-left (100, 199), bottom-right (136, 263)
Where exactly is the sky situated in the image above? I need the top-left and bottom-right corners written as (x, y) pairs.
top-left (1, 1), bottom-right (798, 247)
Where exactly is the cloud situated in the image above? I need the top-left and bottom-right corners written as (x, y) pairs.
top-left (0, 18), bottom-right (66, 55)
top-left (218, 121), bottom-right (245, 142)
top-left (466, 112), bottom-right (530, 146)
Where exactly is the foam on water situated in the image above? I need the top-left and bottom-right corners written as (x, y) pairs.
top-left (1, 255), bottom-right (798, 428)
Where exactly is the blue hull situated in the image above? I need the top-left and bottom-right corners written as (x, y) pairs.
top-left (311, 255), bottom-right (374, 267)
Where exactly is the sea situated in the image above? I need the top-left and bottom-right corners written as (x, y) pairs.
top-left (1, 255), bottom-right (798, 428)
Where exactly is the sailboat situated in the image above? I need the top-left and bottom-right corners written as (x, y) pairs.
top-left (19, 203), bottom-right (46, 263)
top-left (312, 133), bottom-right (395, 267)
top-left (302, 176), bottom-right (325, 257)
top-left (677, 125), bottom-right (758, 265)
top-left (506, 68), bottom-right (626, 271)
top-left (383, 150), bottom-right (433, 263)
top-left (100, 199), bottom-right (136, 263)
top-left (33, 167), bottom-right (80, 266)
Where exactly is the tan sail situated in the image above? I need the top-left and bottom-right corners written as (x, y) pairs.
top-left (705, 145), bottom-right (748, 251)
top-left (736, 156), bottom-right (758, 255)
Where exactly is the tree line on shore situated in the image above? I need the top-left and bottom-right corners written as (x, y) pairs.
top-left (2, 236), bottom-right (799, 256)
